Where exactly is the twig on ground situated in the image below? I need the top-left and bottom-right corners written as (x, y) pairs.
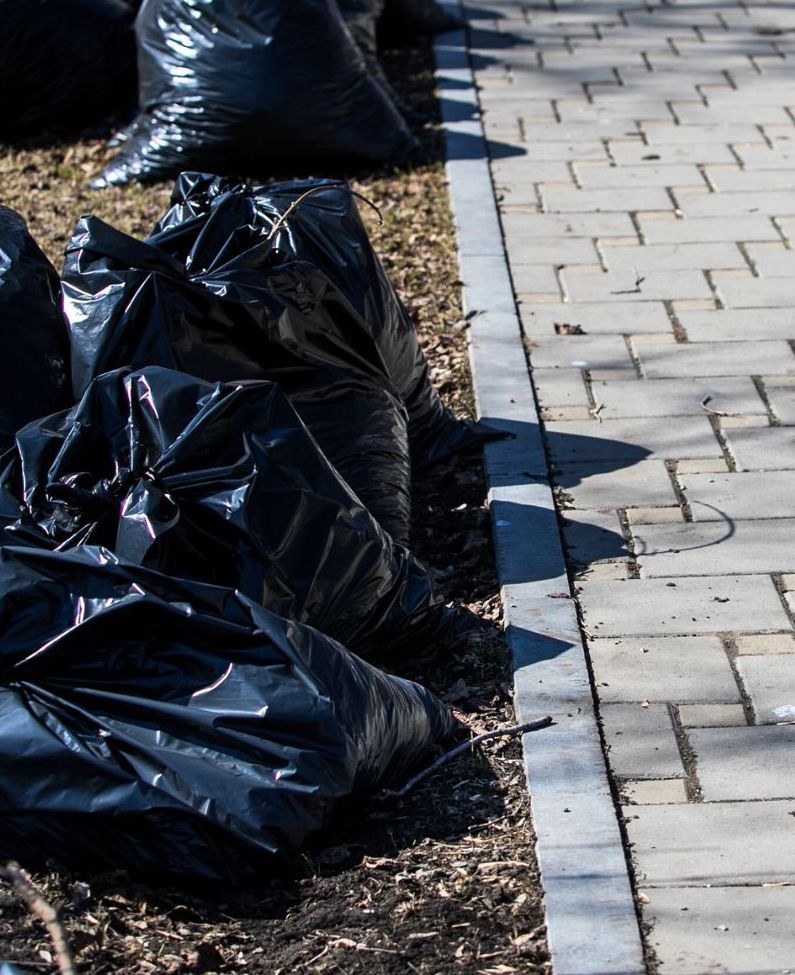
top-left (266, 184), bottom-right (382, 240)
top-left (378, 717), bottom-right (554, 800)
top-left (701, 394), bottom-right (743, 418)
top-left (0, 862), bottom-right (76, 975)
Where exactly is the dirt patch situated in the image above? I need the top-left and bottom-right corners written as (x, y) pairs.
top-left (0, 43), bottom-right (550, 975)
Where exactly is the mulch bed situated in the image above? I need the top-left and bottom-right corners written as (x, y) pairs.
top-left (0, 42), bottom-right (551, 975)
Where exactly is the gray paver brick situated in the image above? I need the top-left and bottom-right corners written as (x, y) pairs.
top-left (768, 387), bottom-right (795, 425)
top-left (678, 704), bottom-right (747, 727)
top-left (528, 335), bottom-right (634, 370)
top-left (521, 301), bottom-right (672, 336)
top-left (690, 725), bottom-right (795, 800)
top-left (736, 655), bottom-right (795, 725)
top-left (733, 141), bottom-right (795, 168)
top-left (641, 121), bottom-right (768, 145)
top-left (634, 519), bottom-right (795, 577)
top-left (592, 376), bottom-right (764, 418)
top-left (545, 416), bottom-right (720, 463)
top-left (627, 801), bottom-right (795, 886)
top-left (673, 101), bottom-right (791, 125)
top-left (601, 242), bottom-right (746, 273)
top-left (533, 368), bottom-right (590, 408)
top-left (744, 242), bottom-right (795, 277)
top-left (589, 636), bottom-right (740, 703)
top-left (600, 703), bottom-right (685, 779)
top-left (681, 471), bottom-right (795, 521)
top-left (557, 459), bottom-right (677, 509)
top-left (491, 142), bottom-right (609, 167)
top-left (677, 190), bottom-right (795, 218)
top-left (578, 575), bottom-right (790, 637)
top-left (510, 263), bottom-right (561, 295)
top-left (642, 886), bottom-right (795, 975)
top-left (507, 237), bottom-right (599, 266)
top-left (724, 427), bottom-right (795, 470)
top-left (675, 307), bottom-right (795, 342)
top-left (637, 214), bottom-right (779, 244)
top-left (562, 510), bottom-right (629, 568)
top-left (502, 211), bottom-right (637, 241)
top-left (541, 185), bottom-right (673, 214)
top-left (573, 164), bottom-right (702, 190)
top-left (637, 340), bottom-right (795, 378)
top-left (736, 633), bottom-right (795, 656)
top-left (712, 272), bottom-right (795, 309)
top-left (623, 779), bottom-right (687, 804)
top-left (706, 166), bottom-right (795, 193)
top-left (561, 268), bottom-right (713, 303)
top-left (608, 140), bottom-right (738, 165)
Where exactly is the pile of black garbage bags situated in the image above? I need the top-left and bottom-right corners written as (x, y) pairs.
top-left (1, 0), bottom-right (462, 184)
top-left (0, 174), bottom-right (500, 883)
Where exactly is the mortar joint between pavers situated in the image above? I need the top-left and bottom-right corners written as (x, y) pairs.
top-left (772, 217), bottom-right (791, 249)
top-left (705, 413), bottom-right (738, 471)
top-left (771, 573), bottom-right (795, 633)
top-left (727, 143), bottom-right (744, 168)
top-left (737, 241), bottom-right (759, 277)
top-left (723, 66), bottom-right (738, 90)
top-left (758, 121), bottom-right (775, 149)
top-left (664, 459), bottom-right (694, 523)
top-left (747, 54), bottom-right (763, 76)
top-left (697, 163), bottom-right (716, 193)
top-left (719, 632), bottom-right (757, 726)
top-left (663, 299), bottom-right (689, 343)
top-left (666, 36), bottom-right (681, 57)
top-left (694, 84), bottom-right (710, 108)
top-left (617, 506), bottom-right (641, 579)
top-left (594, 236), bottom-right (610, 273)
top-left (703, 268), bottom-right (726, 310)
top-left (628, 211), bottom-right (646, 246)
top-left (751, 376), bottom-right (781, 427)
top-left (625, 334), bottom-right (646, 378)
top-left (669, 703), bottom-right (704, 802)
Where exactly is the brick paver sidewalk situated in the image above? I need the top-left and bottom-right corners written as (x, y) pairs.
top-left (463, 0), bottom-right (795, 969)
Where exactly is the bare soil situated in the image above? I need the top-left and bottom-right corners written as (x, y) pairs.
top-left (0, 44), bottom-right (550, 975)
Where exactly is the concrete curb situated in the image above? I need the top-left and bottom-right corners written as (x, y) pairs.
top-left (433, 9), bottom-right (648, 974)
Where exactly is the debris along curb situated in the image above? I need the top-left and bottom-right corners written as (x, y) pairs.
top-left (433, 8), bottom-right (648, 975)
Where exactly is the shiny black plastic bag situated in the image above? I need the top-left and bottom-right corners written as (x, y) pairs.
top-left (0, 545), bottom-right (456, 881)
top-left (152, 174), bottom-right (504, 469)
top-left (62, 214), bottom-right (413, 544)
top-left (0, 207), bottom-right (70, 452)
top-left (0, 0), bottom-right (137, 138)
top-left (95, 0), bottom-right (417, 187)
top-left (0, 367), bottom-right (451, 658)
top-left (378, 0), bottom-right (464, 46)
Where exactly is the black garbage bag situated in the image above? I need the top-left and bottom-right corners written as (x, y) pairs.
top-left (378, 0), bottom-right (464, 46)
top-left (337, 0), bottom-right (419, 122)
top-left (0, 544), bottom-right (457, 882)
top-left (95, 0), bottom-right (418, 188)
top-left (0, 367), bottom-right (452, 658)
top-left (0, 207), bottom-right (70, 452)
top-left (151, 174), bottom-right (504, 469)
top-left (61, 214), bottom-right (413, 544)
top-left (0, 0), bottom-right (138, 139)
